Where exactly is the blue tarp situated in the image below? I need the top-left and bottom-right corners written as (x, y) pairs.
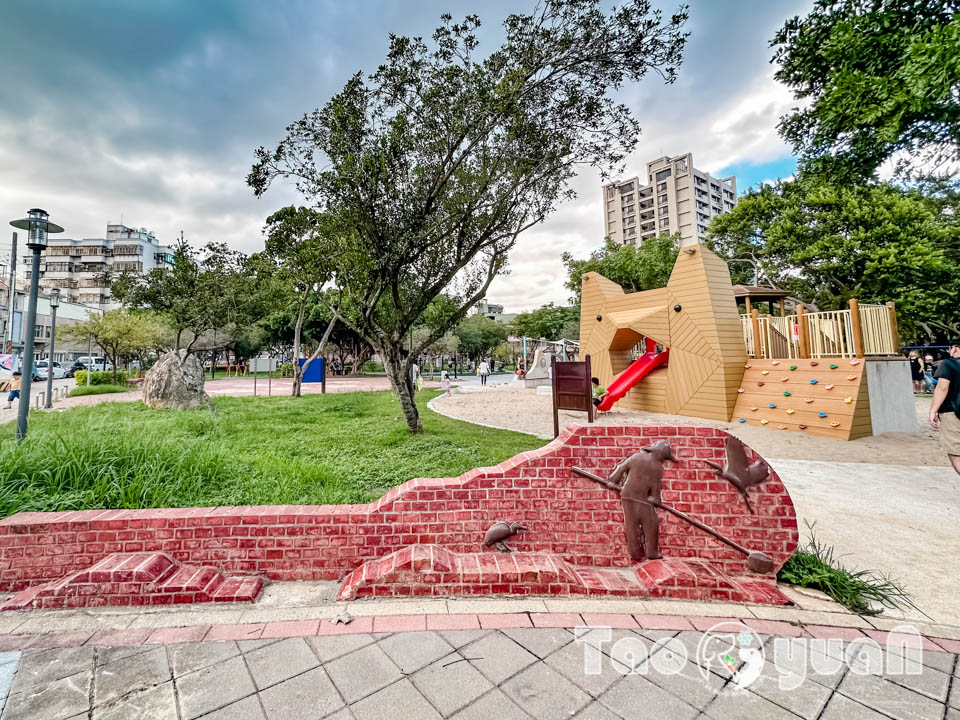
top-left (298, 357), bottom-right (325, 383)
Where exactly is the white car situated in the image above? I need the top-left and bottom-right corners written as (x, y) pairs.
top-left (74, 356), bottom-right (113, 372)
top-left (34, 360), bottom-right (66, 380)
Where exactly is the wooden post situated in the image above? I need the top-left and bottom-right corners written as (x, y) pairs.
top-left (779, 298), bottom-right (785, 317)
top-left (848, 299), bottom-right (865, 357)
top-left (585, 354), bottom-right (594, 424)
top-left (886, 301), bottom-right (900, 353)
top-left (750, 309), bottom-right (761, 359)
top-left (551, 355), bottom-right (560, 438)
top-left (744, 296), bottom-right (752, 314)
top-left (796, 305), bottom-right (809, 359)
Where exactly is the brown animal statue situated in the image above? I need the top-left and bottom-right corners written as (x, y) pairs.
top-left (483, 521), bottom-right (528, 553)
top-left (703, 436), bottom-right (770, 513)
top-left (605, 440), bottom-right (678, 561)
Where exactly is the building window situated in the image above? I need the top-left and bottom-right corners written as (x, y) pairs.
top-left (659, 218), bottom-right (669, 228)
top-left (621, 193), bottom-right (633, 204)
top-left (619, 182), bottom-right (634, 193)
top-left (655, 168), bottom-right (671, 182)
top-left (656, 182), bottom-right (667, 192)
top-left (674, 157), bottom-right (689, 174)
top-left (606, 187), bottom-right (617, 200)
top-left (658, 194), bottom-right (668, 206)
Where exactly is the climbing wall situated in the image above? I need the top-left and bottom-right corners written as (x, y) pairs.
top-left (733, 358), bottom-right (872, 440)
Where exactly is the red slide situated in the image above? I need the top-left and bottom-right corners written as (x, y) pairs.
top-left (596, 350), bottom-right (669, 411)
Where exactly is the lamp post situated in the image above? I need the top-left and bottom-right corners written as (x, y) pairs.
top-left (44, 288), bottom-right (60, 409)
top-left (9, 209), bottom-right (64, 442)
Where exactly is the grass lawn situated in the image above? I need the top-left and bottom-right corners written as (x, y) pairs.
top-left (68, 384), bottom-right (131, 397)
top-left (0, 390), bottom-right (545, 516)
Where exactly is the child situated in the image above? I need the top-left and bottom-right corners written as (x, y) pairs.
top-left (591, 376), bottom-right (608, 408)
top-left (441, 370), bottom-right (452, 396)
top-left (5, 372), bottom-right (21, 410)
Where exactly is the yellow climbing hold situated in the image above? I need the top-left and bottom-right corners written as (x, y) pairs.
top-left (760, 419), bottom-right (769, 425)
top-left (844, 396), bottom-right (853, 404)
top-left (786, 409), bottom-right (796, 415)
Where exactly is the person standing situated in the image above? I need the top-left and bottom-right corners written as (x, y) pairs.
top-left (908, 351), bottom-right (925, 394)
top-left (4, 372), bottom-right (21, 410)
top-left (923, 354), bottom-right (937, 393)
top-left (930, 340), bottom-right (960, 475)
top-left (478, 359), bottom-right (490, 386)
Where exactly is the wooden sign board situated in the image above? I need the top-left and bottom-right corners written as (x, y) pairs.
top-left (551, 354), bottom-right (593, 437)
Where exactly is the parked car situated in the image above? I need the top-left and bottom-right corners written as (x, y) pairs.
top-left (74, 356), bottom-right (113, 372)
top-left (34, 360), bottom-right (66, 381)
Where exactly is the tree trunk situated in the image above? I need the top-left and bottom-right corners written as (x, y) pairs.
top-left (381, 344), bottom-right (421, 433)
top-left (292, 302), bottom-right (305, 397)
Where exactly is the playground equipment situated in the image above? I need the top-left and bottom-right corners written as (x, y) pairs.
top-left (579, 246), bottom-right (913, 440)
top-left (521, 336), bottom-right (579, 387)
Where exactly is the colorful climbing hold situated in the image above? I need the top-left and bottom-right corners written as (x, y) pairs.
top-left (844, 396), bottom-right (853, 404)
top-left (809, 379), bottom-right (818, 384)
top-left (829, 364), bottom-right (838, 369)
top-left (750, 406), bottom-right (759, 411)
top-left (789, 365), bottom-right (797, 371)
top-left (738, 418), bottom-right (746, 423)
top-left (778, 424), bottom-right (788, 430)
top-left (804, 398), bottom-right (814, 403)
top-left (744, 363), bottom-right (752, 368)
top-left (769, 403), bottom-right (777, 408)
top-left (786, 409), bottom-right (796, 415)
top-left (825, 384), bottom-right (835, 390)
top-left (780, 376), bottom-right (789, 382)
top-left (761, 370), bottom-right (770, 376)
top-left (771, 360), bottom-right (781, 366)
top-left (810, 361), bottom-right (819, 366)
top-left (818, 412), bottom-right (827, 418)
top-left (784, 391), bottom-right (792, 396)
top-left (849, 359), bottom-right (861, 365)
top-left (830, 421), bottom-right (841, 427)
top-left (798, 424), bottom-right (808, 430)
top-left (757, 382), bottom-right (765, 387)
top-left (760, 419), bottom-right (769, 425)
top-left (847, 375), bottom-right (857, 381)
top-left (737, 388), bottom-right (745, 393)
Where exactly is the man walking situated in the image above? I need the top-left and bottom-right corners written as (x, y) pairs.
top-left (930, 340), bottom-right (960, 475)
top-left (477, 358), bottom-right (490, 386)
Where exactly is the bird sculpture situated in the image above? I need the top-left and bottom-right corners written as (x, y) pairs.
top-left (702, 436), bottom-right (771, 514)
top-left (483, 521), bottom-right (528, 553)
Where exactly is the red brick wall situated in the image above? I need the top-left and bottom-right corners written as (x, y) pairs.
top-left (0, 425), bottom-right (798, 592)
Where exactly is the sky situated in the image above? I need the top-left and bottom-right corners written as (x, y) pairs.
top-left (0, 0), bottom-right (809, 313)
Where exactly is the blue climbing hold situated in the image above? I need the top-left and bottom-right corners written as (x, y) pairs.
top-left (769, 403), bottom-right (777, 408)
top-left (738, 418), bottom-right (746, 423)
top-left (818, 412), bottom-right (827, 418)
top-left (809, 379), bottom-right (818, 384)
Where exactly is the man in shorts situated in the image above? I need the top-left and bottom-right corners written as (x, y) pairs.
top-left (930, 340), bottom-right (960, 475)
top-left (5, 372), bottom-right (21, 410)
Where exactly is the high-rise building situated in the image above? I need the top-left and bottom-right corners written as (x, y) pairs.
top-left (27, 224), bottom-right (173, 310)
top-left (602, 153), bottom-right (737, 247)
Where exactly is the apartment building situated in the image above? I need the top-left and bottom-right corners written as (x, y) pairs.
top-left (28, 224), bottom-right (173, 310)
top-left (602, 153), bottom-right (737, 247)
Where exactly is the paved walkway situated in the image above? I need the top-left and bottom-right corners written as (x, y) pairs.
top-left (0, 619), bottom-right (956, 719)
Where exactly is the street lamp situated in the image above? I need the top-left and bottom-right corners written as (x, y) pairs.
top-left (44, 288), bottom-right (60, 409)
top-left (9, 209), bottom-right (64, 442)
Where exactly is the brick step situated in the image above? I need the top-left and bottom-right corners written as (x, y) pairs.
top-left (338, 546), bottom-right (791, 605)
top-left (0, 552), bottom-right (263, 611)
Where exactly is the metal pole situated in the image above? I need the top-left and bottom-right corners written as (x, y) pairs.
top-left (16, 248), bottom-right (41, 442)
top-left (5, 233), bottom-right (16, 348)
top-left (86, 336), bottom-right (92, 385)
top-left (44, 304), bottom-right (57, 409)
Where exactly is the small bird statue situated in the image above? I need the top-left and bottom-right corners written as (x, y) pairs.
top-left (702, 436), bottom-right (770, 514)
top-left (483, 521), bottom-right (528, 553)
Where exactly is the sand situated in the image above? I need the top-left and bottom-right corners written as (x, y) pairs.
top-left (433, 385), bottom-right (948, 467)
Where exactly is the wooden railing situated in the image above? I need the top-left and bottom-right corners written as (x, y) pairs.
top-left (743, 300), bottom-right (899, 359)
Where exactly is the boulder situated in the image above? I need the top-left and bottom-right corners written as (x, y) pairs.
top-left (142, 350), bottom-right (212, 411)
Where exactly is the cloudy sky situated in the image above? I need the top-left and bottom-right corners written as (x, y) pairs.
top-left (0, 0), bottom-right (808, 312)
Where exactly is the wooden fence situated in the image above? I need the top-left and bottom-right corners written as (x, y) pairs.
top-left (742, 300), bottom-right (899, 360)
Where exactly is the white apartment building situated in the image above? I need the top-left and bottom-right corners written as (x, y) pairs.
top-left (602, 153), bottom-right (737, 247)
top-left (28, 224), bottom-right (173, 310)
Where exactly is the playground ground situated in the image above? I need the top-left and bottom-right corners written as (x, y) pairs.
top-left (431, 386), bottom-right (960, 626)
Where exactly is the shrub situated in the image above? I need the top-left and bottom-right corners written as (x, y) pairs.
top-left (74, 369), bottom-right (130, 386)
top-left (68, 385), bottom-right (131, 398)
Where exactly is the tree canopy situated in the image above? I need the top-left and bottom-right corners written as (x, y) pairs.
top-left (771, 0), bottom-right (960, 181)
top-left (562, 234), bottom-right (680, 304)
top-left (707, 177), bottom-right (960, 344)
top-left (61, 309), bottom-right (167, 383)
top-left (454, 314), bottom-right (509, 362)
top-left (248, 0), bottom-right (688, 432)
top-left (510, 303), bottom-right (580, 340)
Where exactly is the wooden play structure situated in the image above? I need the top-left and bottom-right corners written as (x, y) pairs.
top-left (579, 246), bottom-right (911, 440)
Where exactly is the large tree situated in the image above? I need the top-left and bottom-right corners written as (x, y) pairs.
top-left (510, 303), bottom-right (580, 340)
top-left (707, 178), bottom-right (960, 343)
top-left (61, 310), bottom-right (167, 384)
top-left (454, 314), bottom-right (508, 363)
top-left (772, 0), bottom-right (960, 181)
top-left (562, 234), bottom-right (680, 304)
top-left (248, 0), bottom-right (688, 432)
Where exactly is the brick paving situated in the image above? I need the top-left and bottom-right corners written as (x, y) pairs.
top-left (0, 621), bottom-right (955, 719)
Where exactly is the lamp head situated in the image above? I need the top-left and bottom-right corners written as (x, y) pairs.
top-left (10, 208), bottom-right (64, 250)
top-left (49, 288), bottom-right (60, 308)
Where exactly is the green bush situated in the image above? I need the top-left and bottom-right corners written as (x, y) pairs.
top-left (363, 361), bottom-right (384, 374)
top-left (68, 384), bottom-right (131, 398)
top-left (74, 369), bottom-right (130, 386)
top-left (278, 362), bottom-right (294, 378)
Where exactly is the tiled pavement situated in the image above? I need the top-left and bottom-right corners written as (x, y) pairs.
top-left (0, 625), bottom-right (956, 719)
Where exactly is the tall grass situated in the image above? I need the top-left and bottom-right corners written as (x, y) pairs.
top-left (0, 390), bottom-right (543, 516)
top-left (68, 384), bottom-right (131, 397)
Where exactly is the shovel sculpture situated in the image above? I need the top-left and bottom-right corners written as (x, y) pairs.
top-left (572, 466), bottom-right (774, 574)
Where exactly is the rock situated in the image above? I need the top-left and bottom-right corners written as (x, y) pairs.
top-left (142, 350), bottom-right (212, 411)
